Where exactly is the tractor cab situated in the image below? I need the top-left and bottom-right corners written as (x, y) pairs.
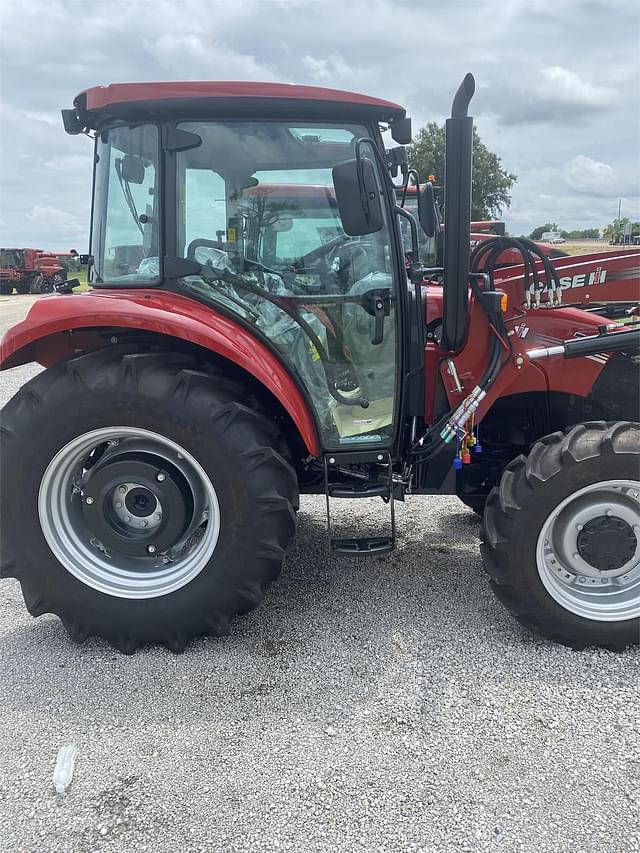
top-left (0, 248), bottom-right (26, 270)
top-left (68, 83), bottom-right (415, 451)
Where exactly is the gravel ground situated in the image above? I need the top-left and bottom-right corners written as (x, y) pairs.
top-left (1, 296), bottom-right (639, 852)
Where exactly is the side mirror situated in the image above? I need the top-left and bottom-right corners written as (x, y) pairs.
top-left (391, 116), bottom-right (412, 145)
top-left (120, 155), bottom-right (145, 184)
top-left (61, 108), bottom-right (83, 135)
top-left (418, 182), bottom-right (437, 238)
top-left (69, 248), bottom-right (78, 257)
top-left (332, 157), bottom-right (383, 237)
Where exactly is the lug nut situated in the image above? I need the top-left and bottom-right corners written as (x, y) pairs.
top-left (156, 472), bottom-right (166, 482)
top-left (576, 524), bottom-right (583, 531)
top-left (606, 510), bottom-right (613, 517)
top-left (119, 485), bottom-right (127, 494)
top-left (140, 520), bottom-right (148, 528)
top-left (85, 496), bottom-right (94, 505)
top-left (115, 500), bottom-right (123, 508)
top-left (154, 513), bottom-right (162, 521)
top-left (147, 545), bottom-right (157, 554)
top-left (573, 553), bottom-right (580, 560)
top-left (123, 515), bottom-right (131, 523)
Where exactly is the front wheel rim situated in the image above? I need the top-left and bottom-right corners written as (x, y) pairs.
top-left (536, 480), bottom-right (640, 622)
top-left (38, 427), bottom-right (221, 599)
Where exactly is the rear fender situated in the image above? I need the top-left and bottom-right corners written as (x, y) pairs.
top-left (0, 289), bottom-right (321, 456)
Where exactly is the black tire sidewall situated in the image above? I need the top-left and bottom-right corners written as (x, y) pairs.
top-left (1, 362), bottom-right (295, 642)
top-left (499, 452), bottom-right (639, 643)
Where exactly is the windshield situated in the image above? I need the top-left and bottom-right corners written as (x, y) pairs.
top-left (0, 249), bottom-right (24, 269)
top-left (176, 120), bottom-right (399, 449)
top-left (91, 125), bottom-right (160, 283)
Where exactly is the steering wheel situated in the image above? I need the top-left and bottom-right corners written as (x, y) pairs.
top-left (301, 233), bottom-right (350, 268)
top-left (186, 238), bottom-right (228, 260)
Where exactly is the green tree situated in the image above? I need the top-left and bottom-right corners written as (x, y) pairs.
top-left (528, 223), bottom-right (560, 240)
top-left (408, 122), bottom-right (517, 220)
top-left (602, 218), bottom-right (640, 240)
top-left (564, 228), bottom-right (601, 240)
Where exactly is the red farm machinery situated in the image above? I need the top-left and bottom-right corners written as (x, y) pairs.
top-left (1, 75), bottom-right (639, 653)
top-left (0, 247), bottom-right (77, 295)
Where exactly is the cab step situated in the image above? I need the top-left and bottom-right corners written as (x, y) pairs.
top-left (327, 481), bottom-right (389, 499)
top-left (324, 452), bottom-right (396, 556)
top-left (330, 536), bottom-right (395, 555)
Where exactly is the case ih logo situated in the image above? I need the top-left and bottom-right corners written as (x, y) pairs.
top-left (559, 267), bottom-right (607, 290)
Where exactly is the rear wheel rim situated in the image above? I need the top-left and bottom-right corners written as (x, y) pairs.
top-left (536, 480), bottom-right (640, 622)
top-left (38, 427), bottom-right (220, 599)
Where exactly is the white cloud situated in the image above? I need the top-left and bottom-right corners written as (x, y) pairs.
top-left (0, 0), bottom-right (638, 245)
top-left (563, 155), bottom-right (622, 197)
top-left (535, 66), bottom-right (614, 109)
top-left (144, 35), bottom-right (277, 80)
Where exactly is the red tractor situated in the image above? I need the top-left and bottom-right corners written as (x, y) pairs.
top-left (1, 76), bottom-right (639, 654)
top-left (0, 247), bottom-right (76, 295)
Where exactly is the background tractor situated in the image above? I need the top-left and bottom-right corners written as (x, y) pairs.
top-left (1, 75), bottom-right (638, 654)
top-left (0, 247), bottom-right (76, 295)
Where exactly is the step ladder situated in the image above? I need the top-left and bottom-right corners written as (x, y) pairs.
top-left (323, 450), bottom-right (396, 555)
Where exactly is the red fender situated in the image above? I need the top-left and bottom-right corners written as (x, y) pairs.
top-left (0, 289), bottom-right (320, 456)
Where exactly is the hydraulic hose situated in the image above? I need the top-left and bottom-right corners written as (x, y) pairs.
top-left (470, 236), bottom-right (562, 306)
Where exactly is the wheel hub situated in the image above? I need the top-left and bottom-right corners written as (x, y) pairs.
top-left (125, 486), bottom-right (158, 518)
top-left (577, 515), bottom-right (637, 572)
top-left (80, 454), bottom-right (193, 558)
top-left (38, 427), bottom-right (220, 599)
top-left (536, 480), bottom-right (640, 622)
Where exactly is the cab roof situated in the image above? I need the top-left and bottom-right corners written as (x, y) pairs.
top-left (71, 81), bottom-right (407, 128)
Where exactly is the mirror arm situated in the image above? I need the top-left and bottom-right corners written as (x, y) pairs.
top-left (396, 205), bottom-right (419, 265)
top-left (354, 137), bottom-right (397, 196)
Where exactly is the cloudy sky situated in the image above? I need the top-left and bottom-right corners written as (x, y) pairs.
top-left (0, 0), bottom-right (638, 250)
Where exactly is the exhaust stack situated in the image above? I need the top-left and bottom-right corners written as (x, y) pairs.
top-left (442, 73), bottom-right (475, 351)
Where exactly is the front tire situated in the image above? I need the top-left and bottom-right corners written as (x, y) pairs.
top-left (481, 422), bottom-right (640, 649)
top-left (459, 493), bottom-right (485, 518)
top-left (29, 274), bottom-right (46, 293)
top-left (0, 348), bottom-right (298, 653)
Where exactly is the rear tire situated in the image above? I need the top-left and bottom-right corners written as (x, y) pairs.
top-left (0, 348), bottom-right (298, 653)
top-left (481, 422), bottom-right (640, 649)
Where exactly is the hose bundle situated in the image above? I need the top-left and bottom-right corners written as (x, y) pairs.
top-left (470, 236), bottom-right (562, 307)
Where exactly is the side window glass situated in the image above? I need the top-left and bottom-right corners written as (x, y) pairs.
top-left (92, 125), bottom-right (159, 283)
top-left (181, 169), bottom-right (227, 259)
top-left (175, 122), bottom-right (399, 450)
